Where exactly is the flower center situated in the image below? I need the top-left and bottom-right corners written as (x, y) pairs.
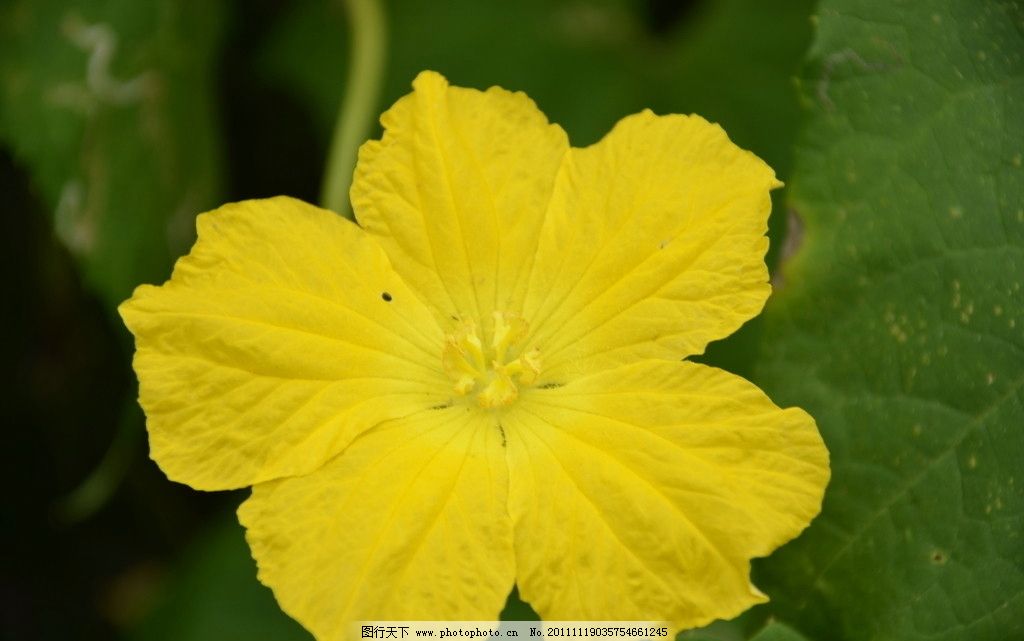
top-left (442, 311), bottom-right (541, 408)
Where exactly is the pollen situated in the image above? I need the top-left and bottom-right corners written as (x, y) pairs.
top-left (441, 311), bottom-right (541, 408)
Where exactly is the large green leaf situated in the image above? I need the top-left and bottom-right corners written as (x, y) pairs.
top-left (0, 0), bottom-right (223, 309)
top-left (753, 1), bottom-right (1023, 640)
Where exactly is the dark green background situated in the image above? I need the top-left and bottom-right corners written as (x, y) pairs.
top-left (2, 1), bottom-right (1020, 640)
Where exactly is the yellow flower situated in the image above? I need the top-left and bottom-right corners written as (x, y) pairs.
top-left (120, 71), bottom-right (829, 638)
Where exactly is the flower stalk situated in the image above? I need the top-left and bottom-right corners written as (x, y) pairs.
top-left (320, 0), bottom-right (386, 218)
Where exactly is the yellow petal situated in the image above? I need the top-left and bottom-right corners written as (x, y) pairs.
top-left (352, 70), bottom-right (569, 324)
top-left (506, 360), bottom-right (829, 629)
top-left (119, 197), bottom-right (449, 490)
top-left (238, 407), bottom-right (514, 639)
top-left (523, 111), bottom-right (780, 377)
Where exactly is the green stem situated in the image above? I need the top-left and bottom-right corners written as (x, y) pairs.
top-left (320, 0), bottom-right (387, 219)
top-left (54, 397), bottom-right (142, 523)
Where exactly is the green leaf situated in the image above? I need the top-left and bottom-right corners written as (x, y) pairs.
top-left (131, 513), bottom-right (313, 641)
top-left (753, 1), bottom-right (1024, 640)
top-left (0, 0), bottom-right (224, 308)
top-left (499, 587), bottom-right (541, 622)
top-left (676, 620), bottom-right (746, 641)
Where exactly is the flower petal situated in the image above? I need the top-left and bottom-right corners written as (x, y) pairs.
top-left (119, 197), bottom-right (448, 490)
top-left (238, 407), bottom-right (514, 638)
top-left (506, 360), bottom-right (829, 628)
top-left (352, 71), bottom-right (569, 322)
top-left (523, 111), bottom-right (780, 376)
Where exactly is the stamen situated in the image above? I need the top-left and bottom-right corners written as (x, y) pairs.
top-left (440, 312), bottom-right (542, 408)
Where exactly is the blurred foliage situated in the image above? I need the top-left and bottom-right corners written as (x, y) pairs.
top-left (0, 0), bottom-right (224, 309)
top-left (753, 0), bottom-right (1024, 640)
top-left (747, 622), bottom-right (809, 641)
top-left (2, 0), bottom-right (1020, 640)
top-left (129, 516), bottom-right (312, 641)
top-left (261, 0), bottom-right (811, 163)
